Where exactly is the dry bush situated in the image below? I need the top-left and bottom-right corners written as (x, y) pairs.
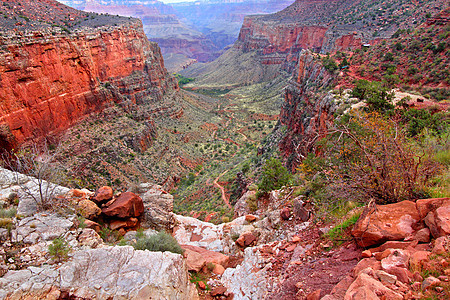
top-left (316, 111), bottom-right (440, 204)
top-left (1, 143), bottom-right (67, 210)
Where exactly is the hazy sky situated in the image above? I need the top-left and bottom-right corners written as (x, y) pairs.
top-left (161, 0), bottom-right (197, 3)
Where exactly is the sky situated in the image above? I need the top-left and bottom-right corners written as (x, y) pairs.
top-left (160, 0), bottom-right (197, 3)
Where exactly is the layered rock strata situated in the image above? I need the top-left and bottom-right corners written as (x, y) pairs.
top-left (0, 0), bottom-right (178, 149)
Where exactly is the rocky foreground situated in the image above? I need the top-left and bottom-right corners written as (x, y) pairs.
top-left (0, 166), bottom-right (449, 299)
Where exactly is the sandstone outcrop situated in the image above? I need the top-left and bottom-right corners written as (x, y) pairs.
top-left (173, 214), bottom-right (230, 253)
top-left (416, 198), bottom-right (450, 219)
top-left (13, 213), bottom-right (75, 245)
top-left (316, 198), bottom-right (450, 299)
top-left (181, 244), bottom-right (229, 273)
top-left (78, 1), bottom-right (220, 67)
top-left (77, 199), bottom-right (102, 220)
top-left (139, 184), bottom-right (176, 230)
top-left (352, 198), bottom-right (450, 248)
top-left (0, 206), bottom-right (198, 299)
top-left (419, 198), bottom-right (450, 238)
top-left (235, 0), bottom-right (445, 69)
top-left (173, 198), bottom-right (310, 257)
top-left (236, 232), bottom-right (258, 248)
top-left (234, 190), bottom-right (256, 218)
top-left (0, 0), bottom-right (178, 150)
top-left (221, 245), bottom-right (274, 299)
top-left (92, 186), bottom-right (114, 204)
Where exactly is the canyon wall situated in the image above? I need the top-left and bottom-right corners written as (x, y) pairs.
top-left (234, 0), bottom-right (446, 69)
top-left (278, 50), bottom-right (336, 170)
top-left (0, 20), bottom-right (178, 149)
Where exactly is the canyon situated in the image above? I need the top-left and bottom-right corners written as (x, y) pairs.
top-left (58, 0), bottom-right (296, 71)
top-left (182, 0), bottom-right (447, 87)
top-left (0, 0), bottom-right (448, 299)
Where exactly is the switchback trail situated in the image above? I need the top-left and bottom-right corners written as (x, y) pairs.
top-left (213, 170), bottom-right (232, 209)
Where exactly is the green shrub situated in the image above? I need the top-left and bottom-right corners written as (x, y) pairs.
top-left (48, 237), bottom-right (71, 262)
top-left (132, 231), bottom-right (184, 255)
top-left (99, 227), bottom-right (121, 244)
top-left (351, 80), bottom-right (394, 112)
top-left (257, 158), bottom-right (291, 193)
top-left (0, 208), bottom-right (16, 218)
top-left (246, 193), bottom-right (258, 212)
top-left (322, 55), bottom-right (338, 72)
top-left (401, 108), bottom-right (449, 137)
top-left (175, 74), bottom-right (195, 86)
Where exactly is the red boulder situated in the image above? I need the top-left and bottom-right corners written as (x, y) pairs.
top-left (92, 186), bottom-right (113, 203)
top-left (351, 201), bottom-right (420, 248)
top-left (280, 207), bottom-right (291, 220)
top-left (236, 232), bottom-right (257, 248)
top-left (102, 192), bottom-right (144, 218)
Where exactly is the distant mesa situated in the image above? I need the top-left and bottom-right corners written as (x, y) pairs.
top-left (57, 0), bottom-right (296, 72)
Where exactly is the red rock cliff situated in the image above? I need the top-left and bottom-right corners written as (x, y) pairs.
top-left (278, 50), bottom-right (335, 170)
top-left (0, 20), bottom-right (178, 148)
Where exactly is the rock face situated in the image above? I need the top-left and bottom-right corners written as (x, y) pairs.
top-left (64, 0), bottom-right (296, 72)
top-left (182, 0), bottom-right (445, 88)
top-left (352, 198), bottom-right (450, 248)
top-left (139, 184), bottom-right (176, 230)
top-left (14, 213), bottom-right (75, 245)
top-left (181, 244), bottom-right (229, 273)
top-left (173, 205), bottom-right (300, 256)
top-left (171, 0), bottom-right (296, 50)
top-left (352, 201), bottom-right (421, 248)
top-left (0, 0), bottom-right (178, 149)
top-left (234, 191), bottom-right (256, 218)
top-left (221, 245), bottom-right (274, 299)
top-left (0, 246), bottom-right (198, 299)
top-left (278, 50), bottom-right (335, 169)
top-left (417, 198), bottom-right (450, 238)
top-left (78, 2), bottom-right (220, 67)
top-left (92, 186), bottom-right (114, 204)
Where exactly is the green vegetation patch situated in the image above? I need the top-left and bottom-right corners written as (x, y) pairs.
top-left (132, 231), bottom-right (184, 255)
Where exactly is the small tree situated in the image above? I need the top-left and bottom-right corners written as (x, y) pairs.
top-left (258, 158), bottom-right (291, 194)
top-left (48, 237), bottom-right (71, 263)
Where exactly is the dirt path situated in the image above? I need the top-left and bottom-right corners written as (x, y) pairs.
top-left (213, 170), bottom-right (232, 209)
top-left (237, 131), bottom-right (254, 143)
